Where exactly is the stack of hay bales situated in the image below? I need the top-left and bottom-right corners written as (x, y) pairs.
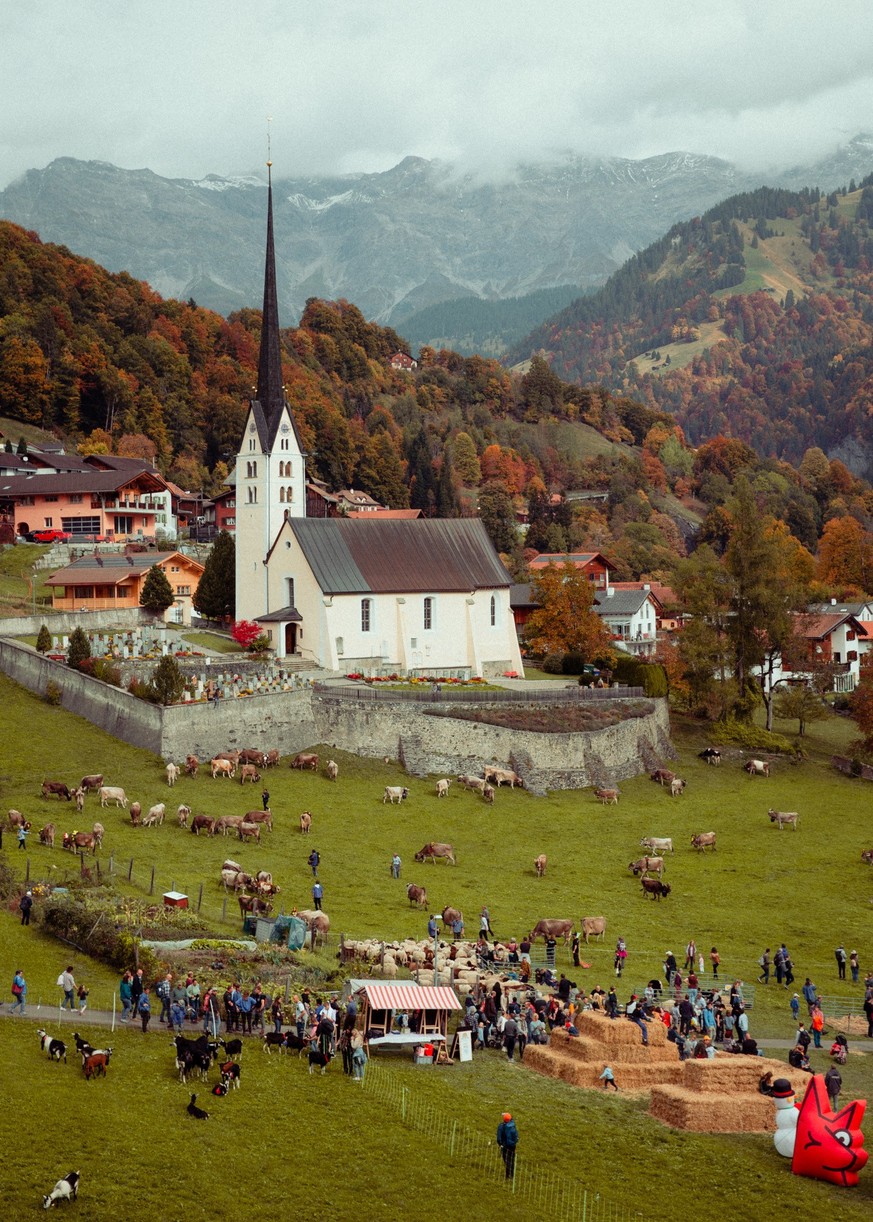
top-left (524, 1011), bottom-right (684, 1091)
top-left (649, 1057), bottom-right (810, 1133)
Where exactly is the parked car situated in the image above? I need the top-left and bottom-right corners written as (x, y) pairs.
top-left (29, 528), bottom-right (72, 542)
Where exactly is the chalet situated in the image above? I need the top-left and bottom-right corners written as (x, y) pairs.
top-left (593, 586), bottom-right (660, 657)
top-left (527, 552), bottom-right (613, 589)
top-left (389, 351), bottom-right (418, 372)
top-left (764, 612), bottom-right (869, 694)
top-left (45, 551), bottom-right (204, 625)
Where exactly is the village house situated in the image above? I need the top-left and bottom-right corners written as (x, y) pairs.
top-left (761, 610), bottom-right (870, 695)
top-left (45, 551), bottom-right (205, 625)
top-left (527, 551), bottom-right (613, 589)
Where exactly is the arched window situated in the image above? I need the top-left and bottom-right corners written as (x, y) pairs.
top-left (490, 594), bottom-right (496, 626)
top-left (279, 487), bottom-right (285, 503)
top-left (423, 597), bottom-right (434, 631)
top-left (286, 486), bottom-right (293, 502)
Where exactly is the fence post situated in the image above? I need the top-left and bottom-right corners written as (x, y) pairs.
top-left (401, 1085), bottom-right (409, 1122)
top-left (109, 854), bottom-right (114, 875)
top-left (450, 1119), bottom-right (457, 1157)
top-left (96, 859), bottom-right (101, 882)
top-left (197, 883), bottom-right (203, 912)
top-left (25, 857), bottom-right (30, 883)
top-left (128, 858), bottom-right (133, 881)
top-left (149, 866), bottom-right (155, 896)
top-left (221, 897), bottom-right (227, 922)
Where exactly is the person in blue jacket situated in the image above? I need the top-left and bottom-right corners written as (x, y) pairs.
top-left (496, 1112), bottom-right (518, 1179)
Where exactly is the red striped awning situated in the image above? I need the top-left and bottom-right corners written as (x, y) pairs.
top-left (358, 983), bottom-right (461, 1011)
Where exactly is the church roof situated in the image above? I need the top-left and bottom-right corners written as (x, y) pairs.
top-left (285, 518), bottom-right (512, 594)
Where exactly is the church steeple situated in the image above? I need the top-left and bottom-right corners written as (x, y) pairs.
top-left (256, 164), bottom-right (285, 428)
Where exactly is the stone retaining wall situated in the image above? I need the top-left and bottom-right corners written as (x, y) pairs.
top-left (0, 607), bottom-right (149, 637)
top-left (0, 637), bottom-right (672, 790)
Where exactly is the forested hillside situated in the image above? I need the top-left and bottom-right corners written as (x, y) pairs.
top-left (510, 180), bottom-right (873, 477)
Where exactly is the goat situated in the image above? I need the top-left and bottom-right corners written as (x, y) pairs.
top-left (82, 1051), bottom-right (111, 1079)
top-left (219, 1037), bottom-right (243, 1059)
top-left (308, 1048), bottom-right (331, 1075)
top-left (211, 1080), bottom-right (229, 1096)
top-left (42, 1171), bottom-right (80, 1209)
top-left (219, 1060), bottom-right (241, 1088)
top-left (37, 1030), bottom-right (67, 1063)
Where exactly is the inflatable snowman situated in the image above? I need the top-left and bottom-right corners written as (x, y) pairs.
top-left (770, 1078), bottom-right (799, 1158)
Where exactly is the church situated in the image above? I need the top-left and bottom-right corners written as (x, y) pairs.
top-left (234, 169), bottom-right (523, 679)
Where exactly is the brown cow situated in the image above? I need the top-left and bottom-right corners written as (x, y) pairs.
top-left (291, 753), bottom-right (318, 770)
top-left (184, 755), bottom-right (200, 777)
top-left (243, 809), bottom-right (273, 831)
top-left (42, 780), bottom-right (71, 801)
top-left (641, 878), bottom-right (672, 900)
top-left (530, 919), bottom-right (575, 944)
top-left (264, 749), bottom-right (280, 768)
top-left (239, 764), bottom-right (261, 784)
top-left (649, 769), bottom-right (676, 786)
top-left (299, 811), bottom-right (312, 834)
top-left (691, 831), bottom-right (717, 851)
top-left (191, 815), bottom-right (216, 836)
top-left (581, 916), bottom-right (607, 944)
top-left (215, 815), bottom-right (245, 836)
top-left (414, 842), bottom-right (456, 865)
top-left (177, 804), bottom-right (191, 827)
top-left (534, 854), bottom-right (547, 877)
top-left (296, 909), bottom-right (330, 945)
top-left (80, 774), bottom-right (103, 793)
top-left (92, 822), bottom-right (105, 848)
top-left (407, 883), bottom-right (428, 909)
top-left (768, 809), bottom-right (798, 831)
top-left (861, 849), bottom-right (873, 865)
top-left (39, 823), bottom-right (55, 847)
top-left (129, 802), bottom-right (141, 826)
top-left (8, 809), bottom-right (26, 828)
top-left (238, 894), bottom-right (272, 917)
top-left (744, 758), bottom-right (770, 777)
top-left (65, 831), bottom-right (97, 854)
top-left (239, 749), bottom-right (266, 768)
top-left (441, 905), bottom-right (463, 927)
top-left (628, 855), bottom-right (664, 877)
top-left (238, 822), bottom-right (261, 843)
top-left (211, 758), bottom-right (235, 780)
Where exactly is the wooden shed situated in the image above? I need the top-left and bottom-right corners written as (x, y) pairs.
top-left (353, 981), bottom-right (462, 1055)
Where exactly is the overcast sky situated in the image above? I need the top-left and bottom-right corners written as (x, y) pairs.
top-left (3, 1), bottom-right (871, 188)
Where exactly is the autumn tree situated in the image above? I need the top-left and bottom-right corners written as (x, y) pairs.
top-left (816, 515), bottom-right (873, 591)
top-left (193, 531), bottom-right (235, 621)
top-left (673, 544), bottom-right (733, 716)
top-left (452, 432), bottom-right (481, 486)
top-left (773, 684), bottom-right (828, 736)
top-left (139, 565), bottom-right (175, 619)
top-left (524, 563), bottom-right (615, 659)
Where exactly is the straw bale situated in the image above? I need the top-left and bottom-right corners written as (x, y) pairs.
top-left (577, 1012), bottom-right (668, 1047)
top-left (650, 1085), bottom-right (777, 1133)
top-left (682, 1055), bottom-right (807, 1097)
top-left (826, 1014), bottom-right (867, 1037)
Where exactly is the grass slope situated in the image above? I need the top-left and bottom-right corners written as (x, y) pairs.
top-left (1, 674), bottom-right (872, 1214)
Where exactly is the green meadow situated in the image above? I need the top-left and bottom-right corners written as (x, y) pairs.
top-left (1, 672), bottom-right (872, 1215)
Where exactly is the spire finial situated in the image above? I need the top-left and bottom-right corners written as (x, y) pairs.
top-left (266, 116), bottom-right (272, 173)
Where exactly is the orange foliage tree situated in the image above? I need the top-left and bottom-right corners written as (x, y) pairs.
top-left (524, 563), bottom-right (615, 659)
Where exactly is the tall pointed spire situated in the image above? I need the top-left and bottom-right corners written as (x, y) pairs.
top-left (256, 162), bottom-right (285, 425)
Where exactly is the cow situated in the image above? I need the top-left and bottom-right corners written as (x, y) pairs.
top-left (436, 779), bottom-right (451, 798)
top-left (650, 768), bottom-right (676, 786)
top-left (407, 883), bottom-right (428, 909)
top-left (326, 760), bottom-right (339, 782)
top-left (239, 764), bottom-right (261, 784)
top-left (72, 787), bottom-right (86, 812)
top-left (457, 774), bottom-right (486, 793)
top-left (64, 831), bottom-right (97, 854)
top-left (221, 869), bottom-right (253, 892)
top-left (628, 855), bottom-right (664, 877)
top-left (213, 750), bottom-right (240, 767)
top-left (238, 894), bottom-right (272, 917)
top-left (99, 786), bottom-right (127, 808)
top-left (211, 758), bottom-right (235, 780)
top-left (142, 803), bottom-right (165, 827)
top-left (484, 767), bottom-right (524, 788)
top-left (79, 774), bottom-right (104, 793)
top-left (441, 905), bottom-right (463, 927)
top-left (299, 811), bottom-right (312, 834)
top-left (640, 836), bottom-right (673, 854)
top-left (670, 778), bottom-right (687, 797)
top-left (768, 809), bottom-right (799, 831)
top-left (264, 749), bottom-right (280, 768)
top-left (177, 804), bottom-right (191, 827)
top-left (216, 815), bottom-right (245, 836)
top-left (7, 809), bottom-right (26, 828)
top-left (744, 758), bottom-right (770, 777)
top-left (383, 786), bottom-right (409, 804)
top-left (191, 815), bottom-right (216, 836)
top-left (297, 909), bottom-right (330, 945)
top-left (861, 849), bottom-right (873, 865)
top-left (594, 787), bottom-right (619, 804)
top-left (239, 749), bottom-right (266, 768)
top-left (238, 822), bottom-right (261, 843)
top-left (243, 809), bottom-right (273, 831)
top-left (530, 918), bottom-right (575, 944)
top-left (482, 784), bottom-right (495, 804)
top-left (184, 754), bottom-right (200, 777)
top-left (166, 762), bottom-right (179, 787)
top-left (641, 878), bottom-right (672, 901)
top-left (291, 752), bottom-right (318, 770)
top-left (91, 821), bottom-right (104, 848)
top-left (581, 916), bottom-right (607, 944)
top-left (129, 801), bottom-right (141, 826)
top-left (691, 831), bottom-right (717, 852)
top-left (414, 842), bottom-right (456, 865)
top-left (39, 823), bottom-right (56, 848)
top-left (534, 854), bottom-right (547, 877)
top-left (42, 780), bottom-right (71, 801)
top-left (698, 747), bottom-right (721, 765)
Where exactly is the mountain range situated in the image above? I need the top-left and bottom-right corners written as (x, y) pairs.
top-left (2, 135), bottom-right (871, 353)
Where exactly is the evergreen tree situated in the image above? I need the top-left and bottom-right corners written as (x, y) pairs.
top-left (16, 436), bottom-right (27, 455)
top-left (436, 454), bottom-right (460, 518)
top-left (408, 429), bottom-right (436, 514)
top-left (36, 624), bottom-right (52, 654)
top-left (452, 432), bottom-right (481, 486)
top-left (150, 655), bottom-right (185, 705)
top-left (67, 626), bottom-right (91, 671)
top-left (193, 531), bottom-right (236, 621)
top-left (477, 482), bottom-right (517, 554)
top-left (139, 565), bottom-right (176, 618)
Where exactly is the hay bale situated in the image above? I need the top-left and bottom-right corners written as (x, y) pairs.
top-left (826, 1014), bottom-right (867, 1037)
top-left (682, 1055), bottom-right (808, 1097)
top-left (577, 1012), bottom-right (668, 1047)
top-left (650, 1085), bottom-right (777, 1133)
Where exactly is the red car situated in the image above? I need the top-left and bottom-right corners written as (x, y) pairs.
top-left (29, 528), bottom-right (71, 543)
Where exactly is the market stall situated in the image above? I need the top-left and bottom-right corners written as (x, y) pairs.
top-left (352, 981), bottom-right (462, 1055)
